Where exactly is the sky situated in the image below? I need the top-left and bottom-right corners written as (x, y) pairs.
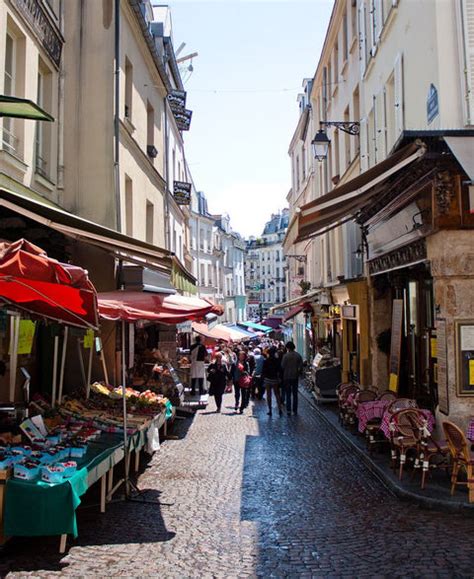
top-left (168, 0), bottom-right (334, 238)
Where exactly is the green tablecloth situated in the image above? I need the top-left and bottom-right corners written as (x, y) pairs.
top-left (4, 409), bottom-right (170, 538)
top-left (4, 433), bottom-right (124, 538)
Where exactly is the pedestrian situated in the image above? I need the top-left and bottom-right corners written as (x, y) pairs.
top-left (281, 341), bottom-right (303, 415)
top-left (232, 350), bottom-right (250, 413)
top-left (207, 352), bottom-right (231, 413)
top-left (262, 346), bottom-right (283, 416)
top-left (189, 335), bottom-right (208, 395)
top-left (252, 347), bottom-right (265, 400)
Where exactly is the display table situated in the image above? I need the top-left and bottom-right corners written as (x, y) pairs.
top-left (356, 400), bottom-right (392, 434)
top-left (380, 409), bottom-right (435, 439)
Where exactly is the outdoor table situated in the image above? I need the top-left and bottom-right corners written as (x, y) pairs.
top-left (380, 408), bottom-right (435, 439)
top-left (467, 418), bottom-right (474, 441)
top-left (3, 432), bottom-right (125, 547)
top-left (357, 399), bottom-right (392, 433)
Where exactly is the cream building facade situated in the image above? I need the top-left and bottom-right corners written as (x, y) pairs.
top-left (285, 0), bottom-right (474, 425)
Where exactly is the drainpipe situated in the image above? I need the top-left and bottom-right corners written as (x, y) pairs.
top-left (114, 0), bottom-right (121, 231)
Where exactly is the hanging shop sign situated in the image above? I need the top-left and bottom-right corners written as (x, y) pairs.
top-left (167, 90), bottom-right (187, 113)
top-left (455, 319), bottom-right (474, 396)
top-left (388, 299), bottom-right (404, 392)
top-left (174, 109), bottom-right (193, 131)
top-left (11, 0), bottom-right (63, 68)
top-left (173, 181), bottom-right (192, 205)
top-left (427, 83), bottom-right (439, 125)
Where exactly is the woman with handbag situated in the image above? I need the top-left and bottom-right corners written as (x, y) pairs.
top-left (207, 352), bottom-right (231, 413)
top-left (262, 346), bottom-right (284, 416)
top-left (232, 350), bottom-right (250, 413)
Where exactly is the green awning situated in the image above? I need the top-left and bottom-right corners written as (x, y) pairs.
top-left (0, 96), bottom-right (54, 121)
top-left (238, 321), bottom-right (273, 333)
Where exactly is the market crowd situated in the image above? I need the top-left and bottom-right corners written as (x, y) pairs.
top-left (190, 336), bottom-right (303, 416)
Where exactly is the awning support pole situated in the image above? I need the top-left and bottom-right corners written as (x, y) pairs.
top-left (121, 320), bottom-right (130, 497)
top-left (9, 315), bottom-right (20, 402)
top-left (51, 335), bottom-right (59, 407)
top-left (86, 334), bottom-right (94, 399)
top-left (100, 346), bottom-right (109, 385)
top-left (76, 337), bottom-right (87, 392)
top-left (57, 326), bottom-right (69, 405)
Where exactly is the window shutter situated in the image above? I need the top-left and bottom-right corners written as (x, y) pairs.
top-left (375, 89), bottom-right (386, 160)
top-left (460, 0), bottom-right (474, 125)
top-left (359, 117), bottom-right (369, 171)
top-left (394, 52), bottom-right (404, 137)
top-left (359, 4), bottom-right (367, 77)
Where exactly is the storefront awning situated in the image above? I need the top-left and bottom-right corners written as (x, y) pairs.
top-left (0, 188), bottom-right (173, 274)
top-left (444, 136), bottom-right (474, 181)
top-left (270, 288), bottom-right (329, 313)
top-left (98, 291), bottom-right (223, 324)
top-left (0, 239), bottom-right (98, 329)
top-left (296, 142), bottom-right (426, 241)
top-left (283, 305), bottom-right (306, 322)
top-left (238, 321), bottom-right (272, 333)
top-left (225, 324), bottom-right (257, 338)
top-left (192, 322), bottom-right (251, 343)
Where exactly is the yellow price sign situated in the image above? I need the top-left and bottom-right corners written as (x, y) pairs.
top-left (10, 320), bottom-right (36, 355)
top-left (469, 360), bottom-right (474, 386)
top-left (389, 373), bottom-right (398, 393)
top-left (83, 329), bottom-right (94, 349)
top-left (430, 338), bottom-right (437, 358)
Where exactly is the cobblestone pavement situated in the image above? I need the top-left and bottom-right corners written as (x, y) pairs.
top-left (2, 392), bottom-right (474, 577)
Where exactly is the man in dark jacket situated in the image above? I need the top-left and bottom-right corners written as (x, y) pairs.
top-left (281, 341), bottom-right (303, 415)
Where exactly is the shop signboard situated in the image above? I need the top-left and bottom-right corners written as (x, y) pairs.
top-left (455, 319), bottom-right (474, 395)
top-left (436, 319), bottom-right (449, 414)
top-left (174, 108), bottom-right (193, 131)
top-left (167, 90), bottom-right (187, 113)
top-left (388, 299), bottom-right (404, 392)
top-left (173, 181), bottom-right (191, 205)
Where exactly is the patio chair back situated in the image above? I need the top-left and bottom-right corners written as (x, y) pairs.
top-left (356, 389), bottom-right (377, 404)
top-left (391, 409), bottom-right (423, 441)
top-left (387, 398), bottom-right (418, 415)
top-left (443, 421), bottom-right (470, 463)
top-left (377, 390), bottom-right (397, 402)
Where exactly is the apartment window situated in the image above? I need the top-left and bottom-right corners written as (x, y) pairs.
top-left (367, 107), bottom-right (376, 166)
top-left (333, 130), bottom-right (340, 180)
top-left (333, 42), bottom-right (339, 90)
top-left (124, 57), bottom-right (133, 120)
top-left (207, 232), bottom-right (212, 253)
top-left (296, 155), bottom-right (300, 188)
top-left (36, 60), bottom-right (53, 179)
top-left (352, 86), bottom-right (360, 160)
top-left (351, 0), bottom-right (358, 44)
top-left (199, 228), bottom-right (204, 250)
top-left (302, 146), bottom-right (306, 181)
top-left (173, 230), bottom-right (177, 253)
top-left (200, 264), bottom-right (205, 286)
top-left (342, 10), bottom-right (349, 63)
top-left (207, 264), bottom-right (212, 286)
top-left (172, 149), bottom-right (176, 183)
top-left (327, 60), bottom-right (332, 100)
top-left (125, 176), bottom-right (133, 236)
top-left (146, 200), bottom-right (154, 243)
top-left (3, 33), bottom-right (17, 156)
top-left (344, 106), bottom-right (351, 169)
top-left (147, 101), bottom-right (154, 152)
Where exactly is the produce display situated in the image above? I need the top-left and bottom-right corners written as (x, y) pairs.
top-left (89, 382), bottom-right (169, 411)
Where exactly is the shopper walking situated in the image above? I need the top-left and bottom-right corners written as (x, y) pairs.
top-left (232, 350), bottom-right (250, 412)
top-left (252, 347), bottom-right (265, 400)
top-left (281, 341), bottom-right (303, 415)
top-left (190, 336), bottom-right (207, 395)
top-left (207, 352), bottom-right (230, 413)
top-left (262, 346), bottom-right (283, 416)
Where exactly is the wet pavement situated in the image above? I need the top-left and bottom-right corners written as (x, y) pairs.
top-left (2, 391), bottom-right (474, 577)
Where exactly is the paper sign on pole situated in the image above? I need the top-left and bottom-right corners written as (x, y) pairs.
top-left (389, 373), bottom-right (398, 392)
top-left (83, 329), bottom-right (94, 349)
top-left (10, 320), bottom-right (36, 355)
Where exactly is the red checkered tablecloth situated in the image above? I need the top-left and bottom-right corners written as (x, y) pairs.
top-left (467, 419), bottom-right (474, 441)
top-left (357, 400), bottom-right (391, 433)
top-left (380, 409), bottom-right (435, 439)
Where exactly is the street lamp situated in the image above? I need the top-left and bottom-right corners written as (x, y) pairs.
top-left (312, 120), bottom-right (360, 162)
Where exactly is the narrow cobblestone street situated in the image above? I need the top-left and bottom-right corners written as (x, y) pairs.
top-left (2, 392), bottom-right (474, 578)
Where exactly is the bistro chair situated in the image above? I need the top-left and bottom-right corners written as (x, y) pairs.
top-left (337, 383), bottom-right (359, 426)
top-left (389, 409), bottom-right (424, 480)
top-left (417, 428), bottom-right (449, 490)
top-left (377, 391), bottom-right (397, 402)
top-left (442, 421), bottom-right (474, 503)
top-left (344, 388), bottom-right (377, 432)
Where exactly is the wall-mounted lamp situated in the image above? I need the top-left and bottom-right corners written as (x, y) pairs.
top-left (311, 120), bottom-right (360, 162)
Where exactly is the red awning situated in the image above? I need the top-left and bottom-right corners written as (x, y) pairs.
top-left (98, 290), bottom-right (223, 324)
top-left (283, 304), bottom-right (307, 322)
top-left (0, 239), bottom-right (98, 329)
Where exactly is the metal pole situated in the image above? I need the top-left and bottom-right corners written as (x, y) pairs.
top-left (86, 334), bottom-right (94, 399)
top-left (57, 326), bottom-right (69, 405)
top-left (51, 335), bottom-right (59, 407)
top-left (9, 316), bottom-right (20, 402)
top-left (76, 337), bottom-right (87, 391)
top-left (114, 0), bottom-right (121, 231)
top-left (121, 319), bottom-right (130, 496)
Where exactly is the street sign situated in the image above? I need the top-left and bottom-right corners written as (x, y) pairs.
top-left (173, 181), bottom-right (191, 205)
top-left (167, 90), bottom-right (187, 113)
top-left (174, 108), bottom-right (193, 131)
